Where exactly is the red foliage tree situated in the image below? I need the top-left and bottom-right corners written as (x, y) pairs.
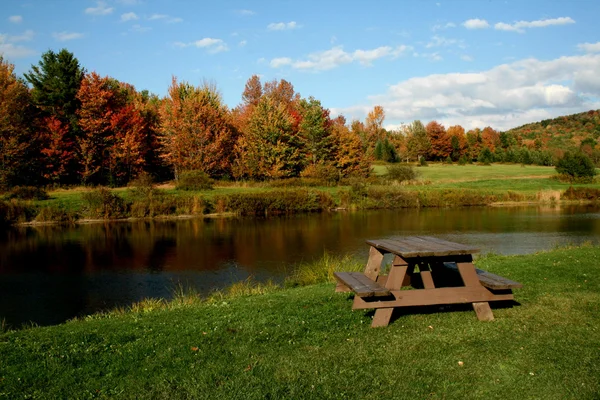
top-left (426, 121), bottom-right (452, 160)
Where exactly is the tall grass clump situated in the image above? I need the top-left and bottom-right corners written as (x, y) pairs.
top-left (285, 253), bottom-right (364, 287)
top-left (215, 189), bottom-right (334, 216)
top-left (418, 189), bottom-right (495, 207)
top-left (0, 199), bottom-right (36, 225)
top-left (176, 170), bottom-right (214, 191)
top-left (561, 186), bottom-right (600, 201)
top-left (81, 187), bottom-right (130, 219)
top-left (35, 205), bottom-right (77, 224)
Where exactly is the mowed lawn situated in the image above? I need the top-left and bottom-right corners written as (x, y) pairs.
top-left (0, 246), bottom-right (599, 399)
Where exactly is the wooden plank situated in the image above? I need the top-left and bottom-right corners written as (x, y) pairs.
top-left (456, 262), bottom-right (481, 287)
top-left (372, 308), bottom-right (394, 327)
top-left (421, 271), bottom-right (435, 289)
top-left (366, 237), bottom-right (479, 258)
top-left (364, 246), bottom-right (384, 280)
top-left (352, 286), bottom-right (514, 310)
top-left (385, 265), bottom-right (408, 290)
top-left (472, 302), bottom-right (494, 321)
top-left (414, 236), bottom-right (480, 254)
top-left (443, 262), bottom-right (522, 290)
top-left (333, 272), bottom-right (391, 297)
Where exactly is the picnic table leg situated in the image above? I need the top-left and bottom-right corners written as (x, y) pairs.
top-left (371, 256), bottom-right (409, 328)
top-left (457, 262), bottom-right (494, 321)
top-left (364, 246), bottom-right (384, 281)
top-left (372, 308), bottom-right (394, 327)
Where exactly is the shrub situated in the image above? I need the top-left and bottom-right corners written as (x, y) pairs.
top-left (35, 205), bottom-right (77, 224)
top-left (458, 156), bottom-right (468, 165)
top-left (478, 148), bottom-right (494, 165)
top-left (555, 152), bottom-right (597, 182)
top-left (4, 186), bottom-right (49, 201)
top-left (418, 156), bottom-right (428, 167)
top-left (300, 163), bottom-right (340, 186)
top-left (81, 187), bottom-right (130, 219)
top-left (176, 171), bottom-right (214, 191)
top-left (0, 200), bottom-right (37, 225)
top-left (385, 165), bottom-right (418, 183)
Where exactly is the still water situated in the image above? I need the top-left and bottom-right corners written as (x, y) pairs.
top-left (2, 204), bottom-right (600, 327)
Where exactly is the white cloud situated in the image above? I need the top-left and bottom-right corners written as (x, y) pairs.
top-left (0, 43), bottom-right (36, 58)
top-left (236, 9), bottom-right (256, 16)
top-left (130, 24), bottom-right (151, 33)
top-left (463, 19), bottom-right (490, 29)
top-left (175, 38), bottom-right (229, 53)
top-left (85, 1), bottom-right (113, 16)
top-left (148, 14), bottom-right (182, 23)
top-left (2, 30), bottom-right (34, 42)
top-left (461, 55), bottom-right (474, 62)
top-left (577, 41), bottom-right (600, 53)
top-left (432, 22), bottom-right (456, 31)
top-left (9, 15), bottom-right (23, 24)
top-left (120, 12), bottom-right (139, 22)
top-left (0, 29), bottom-right (35, 58)
top-left (239, 40), bottom-right (247, 47)
top-left (334, 54), bottom-right (600, 131)
top-left (426, 35), bottom-right (465, 49)
top-left (53, 31), bottom-right (84, 41)
top-left (117, 0), bottom-right (141, 4)
top-left (267, 21), bottom-right (299, 31)
top-left (494, 17), bottom-right (575, 33)
top-left (270, 45), bottom-right (411, 71)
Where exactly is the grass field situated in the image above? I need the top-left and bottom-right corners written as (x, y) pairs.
top-left (1, 246), bottom-right (599, 399)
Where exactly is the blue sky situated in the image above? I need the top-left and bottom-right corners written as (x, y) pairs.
top-left (2, 0), bottom-right (600, 131)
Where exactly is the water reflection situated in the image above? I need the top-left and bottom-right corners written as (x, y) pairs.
top-left (2, 205), bottom-right (600, 327)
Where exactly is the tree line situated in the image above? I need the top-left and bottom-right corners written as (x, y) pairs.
top-left (0, 48), bottom-right (574, 190)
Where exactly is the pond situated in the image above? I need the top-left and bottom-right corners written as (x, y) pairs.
top-left (2, 204), bottom-right (600, 327)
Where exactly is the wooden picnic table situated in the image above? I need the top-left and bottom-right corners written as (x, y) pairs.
top-left (334, 236), bottom-right (522, 327)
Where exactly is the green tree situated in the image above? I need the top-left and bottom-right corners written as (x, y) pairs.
top-left (298, 97), bottom-right (333, 166)
top-left (233, 96), bottom-right (302, 180)
top-left (24, 49), bottom-right (85, 124)
top-left (555, 152), bottom-right (597, 181)
top-left (406, 120), bottom-right (431, 161)
top-left (25, 49), bottom-right (85, 184)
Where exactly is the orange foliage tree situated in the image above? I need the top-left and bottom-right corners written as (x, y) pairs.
top-left (0, 56), bottom-right (38, 188)
top-left (446, 125), bottom-right (467, 161)
top-left (331, 116), bottom-right (370, 177)
top-left (426, 121), bottom-right (452, 160)
top-left (159, 77), bottom-right (237, 179)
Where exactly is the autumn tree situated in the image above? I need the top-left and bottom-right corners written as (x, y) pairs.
top-left (426, 121), bottom-right (452, 160)
top-left (331, 116), bottom-right (370, 177)
top-left (466, 128), bottom-right (483, 161)
top-left (233, 96), bottom-right (302, 180)
top-left (25, 49), bottom-right (85, 184)
top-left (0, 56), bottom-right (39, 189)
top-left (77, 72), bottom-right (147, 185)
top-left (447, 125), bottom-right (467, 161)
top-left (406, 120), bottom-right (431, 161)
top-left (481, 126), bottom-right (500, 152)
top-left (241, 74), bottom-right (263, 108)
top-left (160, 77), bottom-right (237, 179)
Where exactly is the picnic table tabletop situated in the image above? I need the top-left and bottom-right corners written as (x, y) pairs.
top-left (366, 236), bottom-right (480, 258)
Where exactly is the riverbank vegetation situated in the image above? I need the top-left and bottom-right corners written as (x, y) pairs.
top-left (1, 245), bottom-right (598, 399)
top-left (3, 163), bottom-right (600, 226)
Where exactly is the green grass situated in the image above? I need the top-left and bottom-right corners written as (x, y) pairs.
top-left (1, 246), bottom-right (599, 399)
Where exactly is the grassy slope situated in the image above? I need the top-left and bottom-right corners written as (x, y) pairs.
top-left (1, 247), bottom-right (599, 399)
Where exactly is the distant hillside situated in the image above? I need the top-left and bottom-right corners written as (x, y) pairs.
top-left (506, 109), bottom-right (600, 151)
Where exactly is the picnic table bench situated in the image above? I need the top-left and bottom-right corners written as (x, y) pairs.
top-left (334, 236), bottom-right (522, 327)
